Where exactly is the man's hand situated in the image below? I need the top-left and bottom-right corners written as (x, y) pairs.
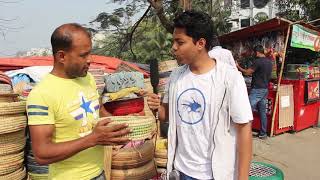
top-left (29, 118), bottom-right (131, 165)
top-left (90, 118), bottom-right (131, 146)
top-left (147, 93), bottom-right (161, 111)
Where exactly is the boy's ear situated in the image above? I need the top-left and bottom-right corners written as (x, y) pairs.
top-left (197, 38), bottom-right (207, 50)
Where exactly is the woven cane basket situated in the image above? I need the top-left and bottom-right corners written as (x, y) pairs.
top-left (155, 158), bottom-right (167, 168)
top-left (155, 149), bottom-right (167, 159)
top-left (28, 172), bottom-right (49, 180)
top-left (89, 67), bottom-right (105, 76)
top-left (159, 60), bottom-right (178, 73)
top-left (0, 167), bottom-right (26, 180)
top-left (0, 84), bottom-right (13, 94)
top-left (0, 114), bottom-right (27, 134)
top-left (0, 151), bottom-right (24, 175)
top-left (112, 140), bottom-right (154, 169)
top-left (108, 116), bottom-right (155, 141)
top-left (0, 94), bottom-right (18, 103)
top-left (111, 160), bottom-right (157, 180)
top-left (0, 101), bottom-right (26, 115)
top-left (0, 130), bottom-right (25, 155)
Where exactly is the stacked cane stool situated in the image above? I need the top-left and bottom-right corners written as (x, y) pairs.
top-left (0, 73), bottom-right (27, 180)
top-left (104, 116), bottom-right (157, 180)
top-left (88, 67), bottom-right (106, 95)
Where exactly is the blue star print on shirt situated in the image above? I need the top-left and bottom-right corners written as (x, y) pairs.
top-left (80, 96), bottom-right (93, 115)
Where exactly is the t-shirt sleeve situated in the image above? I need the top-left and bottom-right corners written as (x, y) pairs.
top-left (27, 89), bottom-right (55, 125)
top-left (229, 71), bottom-right (253, 124)
top-left (251, 59), bottom-right (259, 71)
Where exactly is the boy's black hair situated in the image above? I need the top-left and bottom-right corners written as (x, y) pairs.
top-left (173, 10), bottom-right (215, 51)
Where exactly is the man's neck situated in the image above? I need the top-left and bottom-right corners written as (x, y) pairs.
top-left (51, 66), bottom-right (71, 79)
top-left (189, 54), bottom-right (216, 75)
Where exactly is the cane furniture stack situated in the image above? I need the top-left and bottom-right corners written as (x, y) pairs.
top-left (0, 73), bottom-right (27, 180)
top-left (104, 115), bottom-right (157, 180)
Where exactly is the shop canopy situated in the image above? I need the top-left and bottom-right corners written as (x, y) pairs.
top-left (0, 55), bottom-right (149, 77)
top-left (219, 17), bottom-right (320, 46)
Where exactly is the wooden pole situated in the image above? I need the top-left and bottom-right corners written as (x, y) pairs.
top-left (270, 25), bottom-right (292, 137)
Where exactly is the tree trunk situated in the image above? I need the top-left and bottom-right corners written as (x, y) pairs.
top-left (147, 0), bottom-right (192, 34)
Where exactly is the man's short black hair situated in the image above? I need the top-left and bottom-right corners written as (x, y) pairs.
top-left (173, 10), bottom-right (215, 51)
top-left (253, 44), bottom-right (265, 54)
top-left (51, 23), bottom-right (91, 55)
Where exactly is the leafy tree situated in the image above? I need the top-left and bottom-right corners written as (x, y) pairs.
top-left (90, 0), bottom-right (232, 63)
top-left (276, 0), bottom-right (320, 22)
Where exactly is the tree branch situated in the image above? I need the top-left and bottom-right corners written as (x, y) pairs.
top-left (147, 0), bottom-right (174, 33)
top-left (119, 5), bottom-right (152, 60)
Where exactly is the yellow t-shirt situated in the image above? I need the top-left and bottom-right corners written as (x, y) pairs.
top-left (27, 73), bottom-right (104, 180)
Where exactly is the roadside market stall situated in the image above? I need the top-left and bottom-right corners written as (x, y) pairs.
top-left (0, 55), bottom-right (161, 179)
top-left (219, 17), bottom-right (320, 136)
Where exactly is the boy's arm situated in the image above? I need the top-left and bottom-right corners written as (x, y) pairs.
top-left (235, 122), bottom-right (252, 180)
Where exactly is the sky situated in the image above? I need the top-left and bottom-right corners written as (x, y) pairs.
top-left (0, 0), bottom-right (120, 57)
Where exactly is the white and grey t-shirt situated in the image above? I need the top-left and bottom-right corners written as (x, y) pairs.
top-left (165, 67), bottom-right (215, 179)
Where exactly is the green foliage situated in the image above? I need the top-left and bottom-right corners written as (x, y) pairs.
top-left (91, 0), bottom-right (232, 63)
top-left (276, 0), bottom-right (320, 21)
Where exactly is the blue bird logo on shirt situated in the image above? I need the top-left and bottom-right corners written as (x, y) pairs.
top-left (182, 98), bottom-right (201, 113)
top-left (177, 88), bottom-right (206, 125)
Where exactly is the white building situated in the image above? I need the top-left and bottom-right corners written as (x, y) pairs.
top-left (228, 0), bottom-right (279, 31)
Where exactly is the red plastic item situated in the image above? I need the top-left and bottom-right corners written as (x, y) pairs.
top-left (251, 89), bottom-right (292, 135)
top-left (252, 79), bottom-right (320, 135)
top-left (103, 97), bottom-right (144, 116)
top-left (282, 79), bottom-right (320, 132)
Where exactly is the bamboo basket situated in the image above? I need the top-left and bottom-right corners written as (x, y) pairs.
top-left (0, 94), bottom-right (18, 103)
top-left (0, 84), bottom-right (12, 94)
top-left (0, 114), bottom-right (27, 134)
top-left (27, 172), bottom-right (48, 180)
top-left (112, 140), bottom-right (154, 169)
top-left (0, 151), bottom-right (24, 175)
top-left (159, 60), bottom-right (178, 73)
top-left (108, 116), bottom-right (155, 141)
top-left (0, 167), bottom-right (26, 180)
top-left (0, 101), bottom-right (26, 115)
top-left (111, 160), bottom-right (157, 180)
top-left (155, 158), bottom-right (167, 168)
top-left (0, 130), bottom-right (25, 155)
top-left (155, 149), bottom-right (167, 159)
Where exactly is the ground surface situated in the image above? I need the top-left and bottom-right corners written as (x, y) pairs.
top-left (253, 127), bottom-right (320, 180)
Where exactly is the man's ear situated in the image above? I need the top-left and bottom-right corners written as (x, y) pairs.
top-left (56, 50), bottom-right (66, 64)
top-left (197, 38), bottom-right (207, 50)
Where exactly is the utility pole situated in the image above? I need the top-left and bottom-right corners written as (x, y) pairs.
top-left (249, 0), bottom-right (254, 25)
top-left (269, 0), bottom-right (273, 19)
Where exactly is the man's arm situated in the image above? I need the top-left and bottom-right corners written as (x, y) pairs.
top-left (99, 99), bottom-right (111, 117)
top-left (29, 118), bottom-right (130, 165)
top-left (235, 122), bottom-right (252, 180)
top-left (236, 64), bottom-right (255, 76)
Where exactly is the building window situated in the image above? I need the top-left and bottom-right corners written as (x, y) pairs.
top-left (253, 0), bottom-right (270, 9)
top-left (241, 0), bottom-right (250, 8)
top-left (241, 18), bottom-right (250, 27)
top-left (224, 0), bottom-right (232, 7)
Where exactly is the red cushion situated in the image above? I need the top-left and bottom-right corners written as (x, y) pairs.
top-left (104, 97), bottom-right (144, 116)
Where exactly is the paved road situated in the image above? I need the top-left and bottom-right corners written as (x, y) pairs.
top-left (253, 127), bottom-right (320, 180)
